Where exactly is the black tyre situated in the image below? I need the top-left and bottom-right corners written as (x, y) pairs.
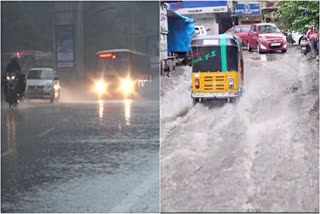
top-left (247, 42), bottom-right (252, 52)
top-left (193, 98), bottom-right (199, 106)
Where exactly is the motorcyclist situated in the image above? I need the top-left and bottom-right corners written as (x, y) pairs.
top-left (306, 26), bottom-right (318, 59)
top-left (3, 54), bottom-right (25, 100)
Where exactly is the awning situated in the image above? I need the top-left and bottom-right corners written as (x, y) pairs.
top-left (167, 9), bottom-right (195, 23)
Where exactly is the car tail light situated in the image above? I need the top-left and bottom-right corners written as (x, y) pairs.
top-left (195, 78), bottom-right (200, 89)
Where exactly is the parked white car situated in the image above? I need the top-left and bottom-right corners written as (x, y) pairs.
top-left (194, 25), bottom-right (208, 36)
top-left (24, 68), bottom-right (60, 103)
top-left (290, 31), bottom-right (305, 45)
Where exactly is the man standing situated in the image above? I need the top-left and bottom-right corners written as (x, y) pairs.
top-left (306, 26), bottom-right (318, 59)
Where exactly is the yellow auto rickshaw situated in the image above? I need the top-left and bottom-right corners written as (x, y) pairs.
top-left (191, 34), bottom-right (244, 104)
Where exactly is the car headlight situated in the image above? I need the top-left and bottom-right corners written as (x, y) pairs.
top-left (54, 84), bottom-right (60, 90)
top-left (259, 36), bottom-right (267, 42)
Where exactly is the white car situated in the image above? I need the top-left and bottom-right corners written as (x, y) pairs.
top-left (194, 25), bottom-right (208, 36)
top-left (24, 68), bottom-right (60, 103)
top-left (290, 31), bottom-right (305, 45)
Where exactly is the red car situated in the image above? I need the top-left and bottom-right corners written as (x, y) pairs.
top-left (247, 23), bottom-right (287, 53)
top-left (224, 25), bottom-right (251, 46)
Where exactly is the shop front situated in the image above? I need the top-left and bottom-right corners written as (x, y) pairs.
top-left (168, 1), bottom-right (228, 35)
top-left (234, 3), bottom-right (262, 25)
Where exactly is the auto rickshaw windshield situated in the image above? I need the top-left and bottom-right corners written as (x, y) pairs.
top-left (191, 46), bottom-right (239, 72)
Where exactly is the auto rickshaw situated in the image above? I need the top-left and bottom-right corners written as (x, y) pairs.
top-left (191, 34), bottom-right (244, 104)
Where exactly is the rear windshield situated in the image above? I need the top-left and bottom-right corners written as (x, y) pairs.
top-left (27, 70), bottom-right (53, 79)
top-left (234, 26), bottom-right (250, 33)
top-left (192, 46), bottom-right (239, 72)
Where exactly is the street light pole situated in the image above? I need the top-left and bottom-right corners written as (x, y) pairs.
top-left (52, 1), bottom-right (56, 71)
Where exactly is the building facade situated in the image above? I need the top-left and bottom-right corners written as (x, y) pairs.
top-left (168, 1), bottom-right (229, 35)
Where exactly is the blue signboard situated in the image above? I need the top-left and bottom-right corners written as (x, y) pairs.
top-left (169, 1), bottom-right (228, 14)
top-left (169, 1), bottom-right (227, 9)
top-left (55, 25), bottom-right (74, 70)
top-left (235, 3), bottom-right (261, 16)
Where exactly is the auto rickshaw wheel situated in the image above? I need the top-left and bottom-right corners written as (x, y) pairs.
top-left (193, 98), bottom-right (199, 105)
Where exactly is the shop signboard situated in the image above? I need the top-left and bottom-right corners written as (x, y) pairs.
top-left (235, 3), bottom-right (261, 16)
top-left (55, 25), bottom-right (74, 70)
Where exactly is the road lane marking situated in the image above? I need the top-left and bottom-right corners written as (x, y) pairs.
top-left (1, 149), bottom-right (13, 158)
top-left (108, 171), bottom-right (159, 213)
top-left (37, 116), bottom-right (71, 138)
top-left (38, 127), bottom-right (56, 138)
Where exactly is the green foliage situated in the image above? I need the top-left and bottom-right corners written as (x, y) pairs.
top-left (275, 1), bottom-right (319, 32)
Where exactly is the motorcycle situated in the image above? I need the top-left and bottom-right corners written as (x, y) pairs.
top-left (300, 36), bottom-right (310, 55)
top-left (300, 36), bottom-right (319, 57)
top-left (5, 72), bottom-right (21, 108)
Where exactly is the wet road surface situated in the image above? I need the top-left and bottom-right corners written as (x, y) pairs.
top-left (161, 46), bottom-right (319, 212)
top-left (1, 100), bottom-right (159, 212)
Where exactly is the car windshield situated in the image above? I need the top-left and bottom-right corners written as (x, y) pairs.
top-left (27, 70), bottom-right (53, 79)
top-left (234, 26), bottom-right (251, 33)
top-left (258, 25), bottom-right (281, 34)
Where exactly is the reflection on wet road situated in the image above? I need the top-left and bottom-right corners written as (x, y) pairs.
top-left (1, 100), bottom-right (159, 213)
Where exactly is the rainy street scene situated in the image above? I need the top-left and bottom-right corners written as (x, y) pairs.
top-left (160, 1), bottom-right (319, 212)
top-left (1, 2), bottom-right (159, 213)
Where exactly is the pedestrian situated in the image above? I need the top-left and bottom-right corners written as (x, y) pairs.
top-left (317, 34), bottom-right (319, 61)
top-left (306, 26), bottom-right (318, 59)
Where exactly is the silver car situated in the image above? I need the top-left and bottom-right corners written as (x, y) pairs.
top-left (25, 68), bottom-right (61, 103)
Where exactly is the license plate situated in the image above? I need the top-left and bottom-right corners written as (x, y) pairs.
top-left (271, 43), bottom-right (281, 46)
top-left (302, 47), bottom-right (306, 50)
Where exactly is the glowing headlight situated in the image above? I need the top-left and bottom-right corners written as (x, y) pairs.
top-left (95, 80), bottom-right (107, 94)
top-left (54, 84), bottom-right (60, 90)
top-left (121, 79), bottom-right (135, 93)
top-left (7, 76), bottom-right (15, 80)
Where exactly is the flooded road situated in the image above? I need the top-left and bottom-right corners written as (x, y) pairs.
top-left (161, 46), bottom-right (319, 212)
top-left (1, 100), bottom-right (159, 213)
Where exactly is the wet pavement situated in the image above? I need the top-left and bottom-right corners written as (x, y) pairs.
top-left (161, 46), bottom-right (319, 212)
top-left (1, 99), bottom-right (159, 212)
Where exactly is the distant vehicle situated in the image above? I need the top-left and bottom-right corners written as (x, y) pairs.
top-left (300, 36), bottom-right (310, 55)
top-left (4, 72), bottom-right (24, 108)
top-left (224, 25), bottom-right (251, 47)
top-left (94, 49), bottom-right (151, 99)
top-left (24, 68), bottom-right (60, 103)
top-left (290, 31), bottom-right (305, 45)
top-left (247, 23), bottom-right (287, 53)
top-left (194, 25), bottom-right (208, 36)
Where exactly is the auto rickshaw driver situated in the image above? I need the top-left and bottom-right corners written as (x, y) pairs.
top-left (191, 34), bottom-right (244, 105)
